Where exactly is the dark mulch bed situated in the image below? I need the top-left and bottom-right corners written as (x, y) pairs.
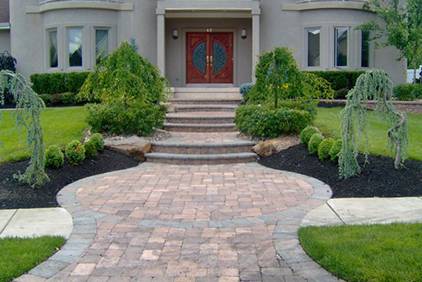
top-left (259, 144), bottom-right (422, 198)
top-left (0, 149), bottom-right (139, 209)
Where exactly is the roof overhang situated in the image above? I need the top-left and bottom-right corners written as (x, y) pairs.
top-left (0, 23), bottom-right (10, 30)
top-left (157, 0), bottom-right (261, 18)
top-left (282, 1), bottom-right (369, 12)
top-left (26, 1), bottom-right (134, 14)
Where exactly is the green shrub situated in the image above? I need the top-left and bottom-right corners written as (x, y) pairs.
top-left (240, 82), bottom-right (254, 98)
top-left (89, 133), bottom-right (105, 151)
top-left (308, 133), bottom-right (324, 155)
top-left (393, 84), bottom-right (422, 101)
top-left (235, 105), bottom-right (312, 138)
top-left (30, 72), bottom-right (90, 95)
top-left (318, 138), bottom-right (335, 161)
top-left (87, 102), bottom-right (166, 136)
top-left (45, 145), bottom-right (64, 169)
top-left (65, 140), bottom-right (86, 165)
top-left (84, 140), bottom-right (98, 159)
top-left (300, 126), bottom-right (321, 145)
top-left (306, 70), bottom-right (365, 99)
top-left (39, 92), bottom-right (78, 106)
top-left (329, 139), bottom-right (343, 161)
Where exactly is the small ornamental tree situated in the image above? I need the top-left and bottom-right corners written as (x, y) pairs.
top-left (339, 70), bottom-right (408, 179)
top-left (0, 70), bottom-right (49, 187)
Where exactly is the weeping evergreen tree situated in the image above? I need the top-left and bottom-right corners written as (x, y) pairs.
top-left (0, 70), bottom-right (49, 187)
top-left (339, 69), bottom-right (408, 179)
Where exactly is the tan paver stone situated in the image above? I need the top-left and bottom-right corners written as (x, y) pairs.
top-left (71, 263), bottom-right (96, 276)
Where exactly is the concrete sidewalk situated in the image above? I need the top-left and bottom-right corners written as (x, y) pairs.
top-left (0, 208), bottom-right (72, 239)
top-left (302, 197), bottom-right (422, 226)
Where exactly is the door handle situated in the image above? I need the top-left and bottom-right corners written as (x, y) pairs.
top-left (210, 56), bottom-right (213, 65)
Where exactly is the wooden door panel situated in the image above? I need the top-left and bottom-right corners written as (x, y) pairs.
top-left (186, 32), bottom-right (209, 83)
top-left (210, 33), bottom-right (233, 84)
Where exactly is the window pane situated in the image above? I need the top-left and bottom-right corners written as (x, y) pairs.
top-left (96, 29), bottom-right (109, 64)
top-left (307, 28), bottom-right (320, 67)
top-left (48, 30), bottom-right (58, 68)
top-left (335, 27), bottom-right (348, 67)
top-left (361, 30), bottom-right (370, 67)
top-left (68, 27), bottom-right (83, 67)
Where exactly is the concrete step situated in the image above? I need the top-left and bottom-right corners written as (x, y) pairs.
top-left (166, 112), bottom-right (235, 124)
top-left (151, 142), bottom-right (255, 155)
top-left (164, 123), bottom-right (237, 132)
top-left (174, 104), bottom-right (237, 113)
top-left (169, 98), bottom-right (241, 105)
top-left (145, 152), bottom-right (257, 165)
top-left (174, 92), bottom-right (241, 100)
top-left (173, 87), bottom-right (240, 93)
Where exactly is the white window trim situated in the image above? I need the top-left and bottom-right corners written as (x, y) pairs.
top-left (305, 26), bottom-right (322, 69)
top-left (46, 28), bottom-right (60, 71)
top-left (334, 26), bottom-right (350, 68)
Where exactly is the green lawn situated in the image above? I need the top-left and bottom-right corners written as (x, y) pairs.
top-left (299, 224), bottom-right (422, 282)
top-left (0, 236), bottom-right (65, 282)
top-left (0, 107), bottom-right (87, 163)
top-left (315, 107), bottom-right (422, 160)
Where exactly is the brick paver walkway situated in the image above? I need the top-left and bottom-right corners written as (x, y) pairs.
top-left (20, 163), bottom-right (335, 282)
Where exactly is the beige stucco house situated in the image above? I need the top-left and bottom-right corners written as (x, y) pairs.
top-left (0, 0), bottom-right (406, 86)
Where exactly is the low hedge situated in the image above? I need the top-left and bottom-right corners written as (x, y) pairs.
top-left (30, 72), bottom-right (90, 95)
top-left (235, 105), bottom-right (312, 138)
top-left (306, 70), bottom-right (364, 99)
top-left (393, 83), bottom-right (422, 101)
top-left (38, 92), bottom-right (81, 106)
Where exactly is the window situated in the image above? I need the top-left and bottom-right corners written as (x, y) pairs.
top-left (335, 27), bottom-right (348, 67)
top-left (68, 27), bottom-right (83, 67)
top-left (95, 29), bottom-right (109, 64)
top-left (307, 28), bottom-right (320, 67)
top-left (48, 30), bottom-right (58, 68)
top-left (361, 30), bottom-right (370, 67)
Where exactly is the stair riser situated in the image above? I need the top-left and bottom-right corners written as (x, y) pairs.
top-left (166, 117), bottom-right (234, 124)
top-left (147, 156), bottom-right (257, 165)
top-left (174, 107), bottom-right (236, 113)
top-left (164, 125), bottom-right (237, 132)
top-left (152, 145), bottom-right (253, 155)
top-left (174, 93), bottom-right (241, 100)
top-left (170, 100), bottom-right (241, 105)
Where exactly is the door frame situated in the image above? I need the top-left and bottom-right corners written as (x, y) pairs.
top-left (181, 28), bottom-right (237, 86)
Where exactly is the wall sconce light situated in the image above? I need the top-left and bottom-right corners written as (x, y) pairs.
top-left (241, 29), bottom-right (247, 40)
top-left (172, 29), bottom-right (179, 39)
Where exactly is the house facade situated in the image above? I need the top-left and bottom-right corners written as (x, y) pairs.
top-left (0, 0), bottom-right (407, 86)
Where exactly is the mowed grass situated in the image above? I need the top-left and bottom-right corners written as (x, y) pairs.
top-left (315, 107), bottom-right (422, 160)
top-left (0, 107), bottom-right (87, 163)
top-left (299, 224), bottom-right (422, 282)
top-left (0, 236), bottom-right (65, 282)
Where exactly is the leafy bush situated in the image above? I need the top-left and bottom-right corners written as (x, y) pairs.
top-left (84, 140), bottom-right (98, 159)
top-left (87, 102), bottom-right (166, 136)
top-left (306, 70), bottom-right (364, 99)
top-left (235, 105), bottom-right (312, 138)
top-left (300, 126), bottom-right (321, 145)
top-left (45, 145), bottom-right (64, 169)
top-left (329, 139), bottom-right (343, 161)
top-left (393, 84), bottom-right (422, 101)
top-left (240, 82), bottom-right (254, 97)
top-left (308, 133), bottom-right (324, 155)
top-left (318, 138), bottom-right (335, 161)
top-left (79, 42), bottom-right (167, 136)
top-left (30, 72), bottom-right (90, 95)
top-left (65, 140), bottom-right (86, 165)
top-left (89, 133), bottom-right (105, 151)
top-left (38, 92), bottom-right (78, 106)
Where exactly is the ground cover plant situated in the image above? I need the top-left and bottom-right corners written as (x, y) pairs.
top-left (0, 71), bottom-right (48, 187)
top-left (79, 42), bottom-right (167, 136)
top-left (0, 107), bottom-right (87, 163)
top-left (299, 223), bottom-right (422, 282)
top-left (0, 236), bottom-right (65, 282)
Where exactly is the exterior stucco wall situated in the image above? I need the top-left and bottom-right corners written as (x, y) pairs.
top-left (165, 18), bottom-right (252, 86)
top-left (9, 0), bottom-right (406, 85)
top-left (0, 30), bottom-right (10, 53)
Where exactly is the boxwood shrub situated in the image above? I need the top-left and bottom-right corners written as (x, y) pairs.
top-left (30, 72), bottom-right (90, 95)
top-left (393, 83), bottom-right (422, 101)
top-left (306, 70), bottom-right (364, 99)
top-left (65, 140), bottom-right (86, 165)
top-left (89, 133), bottom-right (105, 151)
top-left (318, 138), bottom-right (335, 161)
top-left (329, 139), bottom-right (343, 161)
top-left (45, 145), bottom-right (64, 169)
top-left (308, 133), bottom-right (324, 155)
top-left (300, 126), bottom-right (321, 145)
top-left (84, 140), bottom-right (98, 159)
top-left (235, 105), bottom-right (312, 138)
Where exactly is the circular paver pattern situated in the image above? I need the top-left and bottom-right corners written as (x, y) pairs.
top-left (20, 163), bottom-right (336, 282)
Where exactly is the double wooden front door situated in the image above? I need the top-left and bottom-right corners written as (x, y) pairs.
top-left (186, 32), bottom-right (234, 84)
